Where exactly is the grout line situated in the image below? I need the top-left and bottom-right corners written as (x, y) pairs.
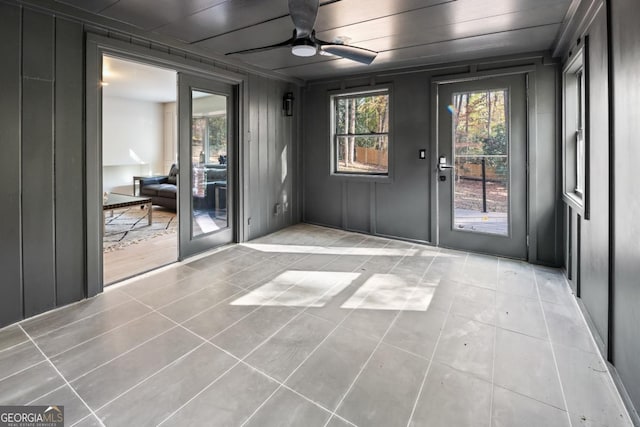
top-left (69, 414), bottom-right (100, 427)
top-left (323, 244), bottom-right (442, 427)
top-left (488, 258), bottom-right (500, 427)
top-left (406, 251), bottom-right (467, 426)
top-left (26, 382), bottom-right (69, 406)
top-left (0, 338), bottom-right (31, 355)
top-left (18, 325), bottom-right (106, 427)
top-left (48, 311), bottom-right (160, 359)
top-left (532, 265), bottom-right (573, 427)
top-left (93, 341), bottom-right (210, 413)
top-left (67, 325), bottom-right (180, 383)
top-left (0, 360), bottom-right (48, 385)
top-left (20, 292), bottom-right (137, 341)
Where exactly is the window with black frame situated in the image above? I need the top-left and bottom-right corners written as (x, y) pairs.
top-left (331, 90), bottom-right (389, 176)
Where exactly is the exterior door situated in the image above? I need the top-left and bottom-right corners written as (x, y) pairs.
top-left (178, 73), bottom-right (235, 258)
top-left (437, 74), bottom-right (527, 259)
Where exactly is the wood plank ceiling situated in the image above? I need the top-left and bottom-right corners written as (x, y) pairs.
top-left (57, 0), bottom-right (572, 80)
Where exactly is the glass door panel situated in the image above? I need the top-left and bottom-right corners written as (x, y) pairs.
top-left (178, 74), bottom-right (234, 259)
top-left (452, 89), bottom-right (509, 236)
top-left (191, 91), bottom-right (228, 237)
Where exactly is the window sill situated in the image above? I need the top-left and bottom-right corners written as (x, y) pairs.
top-left (329, 172), bottom-right (392, 184)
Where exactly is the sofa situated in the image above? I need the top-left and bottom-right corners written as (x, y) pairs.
top-left (139, 164), bottom-right (178, 210)
top-left (140, 164), bottom-right (227, 213)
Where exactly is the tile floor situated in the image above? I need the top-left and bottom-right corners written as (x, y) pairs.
top-left (0, 224), bottom-right (633, 427)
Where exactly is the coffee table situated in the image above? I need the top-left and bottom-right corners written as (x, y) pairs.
top-left (103, 193), bottom-right (152, 234)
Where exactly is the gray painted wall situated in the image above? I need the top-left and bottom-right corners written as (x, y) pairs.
top-left (302, 56), bottom-right (562, 266)
top-left (611, 0), bottom-right (640, 417)
top-left (0, 2), bottom-right (299, 327)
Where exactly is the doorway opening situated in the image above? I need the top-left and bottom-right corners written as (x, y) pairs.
top-left (101, 55), bottom-right (179, 285)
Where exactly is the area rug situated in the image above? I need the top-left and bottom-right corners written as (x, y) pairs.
top-left (103, 206), bottom-right (177, 252)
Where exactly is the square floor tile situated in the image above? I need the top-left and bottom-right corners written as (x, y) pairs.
top-left (0, 341), bottom-right (45, 380)
top-left (286, 326), bottom-right (378, 411)
top-left (496, 293), bottom-right (547, 339)
top-left (245, 313), bottom-right (335, 382)
top-left (492, 385), bottom-right (570, 427)
top-left (97, 344), bottom-right (237, 426)
top-left (494, 328), bottom-right (564, 409)
top-left (0, 362), bottom-right (64, 404)
top-left (51, 312), bottom-right (174, 380)
top-left (0, 325), bottom-right (29, 351)
top-left (383, 307), bottom-right (447, 358)
top-left (336, 343), bottom-right (429, 426)
top-left (554, 343), bottom-right (632, 426)
top-left (434, 314), bottom-right (495, 380)
top-left (409, 362), bottom-right (492, 427)
top-left (158, 363), bottom-right (278, 426)
top-left (244, 387), bottom-right (332, 427)
top-left (211, 306), bottom-right (299, 358)
top-left (71, 327), bottom-right (202, 409)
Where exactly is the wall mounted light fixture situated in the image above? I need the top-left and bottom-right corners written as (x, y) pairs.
top-left (283, 92), bottom-right (294, 117)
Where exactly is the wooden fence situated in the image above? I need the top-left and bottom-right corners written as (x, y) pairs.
top-left (355, 146), bottom-right (388, 168)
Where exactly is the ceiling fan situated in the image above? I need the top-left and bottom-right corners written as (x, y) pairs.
top-left (226, 0), bottom-right (378, 65)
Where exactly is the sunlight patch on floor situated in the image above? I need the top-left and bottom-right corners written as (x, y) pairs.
top-left (231, 270), bottom-right (359, 307)
top-left (341, 273), bottom-right (433, 311)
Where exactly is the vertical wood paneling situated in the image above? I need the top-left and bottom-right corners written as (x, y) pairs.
top-left (0, 2), bottom-right (24, 326)
top-left (346, 181), bottom-right (370, 233)
top-left (248, 75), bottom-right (260, 239)
top-left (22, 10), bottom-right (54, 80)
top-left (268, 81), bottom-right (277, 231)
top-left (257, 76), bottom-right (269, 236)
top-left (22, 77), bottom-right (56, 317)
top-left (55, 18), bottom-right (85, 305)
top-left (611, 0), bottom-right (640, 413)
top-left (579, 9), bottom-right (609, 353)
top-left (22, 9), bottom-right (56, 317)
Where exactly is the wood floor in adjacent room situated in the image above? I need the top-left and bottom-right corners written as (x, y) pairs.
top-left (103, 232), bottom-right (177, 285)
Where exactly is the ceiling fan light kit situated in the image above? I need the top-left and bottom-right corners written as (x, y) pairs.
top-left (226, 0), bottom-right (378, 65)
top-left (292, 39), bottom-right (317, 57)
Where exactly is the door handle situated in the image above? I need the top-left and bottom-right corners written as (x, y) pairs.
top-left (438, 155), bottom-right (453, 171)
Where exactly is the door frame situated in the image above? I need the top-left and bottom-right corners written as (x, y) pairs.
top-left (430, 65), bottom-right (537, 261)
top-left (85, 34), bottom-right (246, 297)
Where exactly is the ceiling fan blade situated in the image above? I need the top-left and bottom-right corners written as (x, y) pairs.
top-left (226, 37), bottom-right (293, 56)
top-left (288, 0), bottom-right (318, 38)
top-left (320, 44), bottom-right (378, 65)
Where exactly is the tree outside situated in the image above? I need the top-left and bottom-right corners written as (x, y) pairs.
top-left (451, 89), bottom-right (509, 234)
top-left (335, 92), bottom-right (389, 174)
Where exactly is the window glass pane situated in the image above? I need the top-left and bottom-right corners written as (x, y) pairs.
top-left (336, 135), bottom-right (388, 174)
top-left (335, 93), bottom-right (389, 134)
top-left (452, 90), bottom-right (509, 236)
top-left (333, 91), bottom-right (389, 176)
top-left (191, 91), bottom-right (228, 237)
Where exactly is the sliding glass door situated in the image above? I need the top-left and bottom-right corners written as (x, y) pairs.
top-left (178, 73), bottom-right (235, 258)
